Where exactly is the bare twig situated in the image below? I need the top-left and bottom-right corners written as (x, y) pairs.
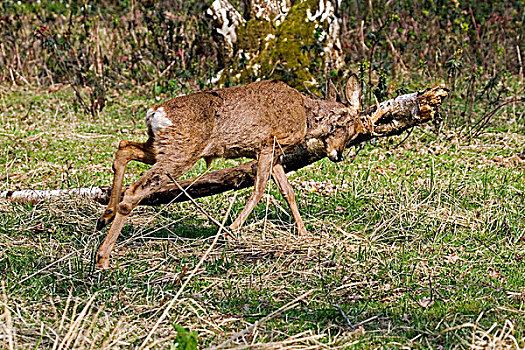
top-left (167, 173), bottom-right (235, 239)
top-left (1, 281), bottom-right (15, 350)
top-left (471, 96), bottom-right (523, 138)
top-left (16, 250), bottom-right (78, 286)
top-left (331, 304), bottom-right (354, 328)
top-left (207, 289), bottom-right (317, 350)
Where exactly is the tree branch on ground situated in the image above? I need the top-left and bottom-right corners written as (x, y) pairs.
top-left (1, 87), bottom-right (448, 205)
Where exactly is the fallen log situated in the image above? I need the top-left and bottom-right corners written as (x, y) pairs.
top-left (1, 87), bottom-right (448, 205)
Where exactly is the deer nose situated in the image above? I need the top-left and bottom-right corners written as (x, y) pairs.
top-left (328, 149), bottom-right (343, 163)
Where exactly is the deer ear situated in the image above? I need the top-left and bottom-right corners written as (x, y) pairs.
top-left (326, 79), bottom-right (338, 101)
top-left (345, 74), bottom-right (361, 110)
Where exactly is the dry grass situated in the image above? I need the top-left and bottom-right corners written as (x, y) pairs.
top-left (1, 197), bottom-right (369, 348)
top-left (1, 85), bottom-right (524, 348)
top-left (444, 316), bottom-right (525, 350)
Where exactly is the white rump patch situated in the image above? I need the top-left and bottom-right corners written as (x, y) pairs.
top-left (146, 107), bottom-right (173, 134)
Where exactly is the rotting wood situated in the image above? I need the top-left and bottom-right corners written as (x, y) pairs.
top-left (1, 86), bottom-right (448, 205)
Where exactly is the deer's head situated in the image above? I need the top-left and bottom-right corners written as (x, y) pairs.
top-left (323, 74), bottom-right (362, 162)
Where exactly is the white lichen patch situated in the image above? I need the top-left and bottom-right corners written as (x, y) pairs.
top-left (264, 34), bottom-right (276, 42)
top-left (252, 63), bottom-right (261, 76)
top-left (304, 0), bottom-right (344, 69)
top-left (306, 0), bottom-right (330, 22)
top-left (146, 107), bottom-right (173, 134)
top-left (206, 0), bottom-right (344, 86)
top-left (317, 29), bottom-right (327, 42)
top-left (254, 3), bottom-right (267, 20)
top-left (252, 0), bottom-right (291, 25)
top-left (207, 68), bottom-right (225, 85)
top-left (274, 0), bottom-right (291, 25)
top-left (304, 76), bottom-right (318, 86)
top-left (263, 34), bottom-right (276, 50)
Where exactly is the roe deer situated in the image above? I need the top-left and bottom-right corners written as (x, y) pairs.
top-left (96, 76), bottom-right (363, 268)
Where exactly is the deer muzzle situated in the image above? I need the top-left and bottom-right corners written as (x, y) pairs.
top-left (328, 149), bottom-right (344, 163)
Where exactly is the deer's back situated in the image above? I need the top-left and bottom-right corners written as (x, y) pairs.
top-left (151, 81), bottom-right (307, 159)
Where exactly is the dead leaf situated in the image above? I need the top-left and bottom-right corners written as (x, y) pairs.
top-left (417, 297), bottom-right (434, 308)
top-left (489, 268), bottom-right (500, 279)
top-left (350, 325), bottom-right (365, 338)
top-left (444, 253), bottom-right (460, 264)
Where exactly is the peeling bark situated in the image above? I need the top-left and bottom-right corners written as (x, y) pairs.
top-left (2, 87), bottom-right (448, 205)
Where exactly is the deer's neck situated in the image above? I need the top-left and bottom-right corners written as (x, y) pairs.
top-left (302, 95), bottom-right (343, 139)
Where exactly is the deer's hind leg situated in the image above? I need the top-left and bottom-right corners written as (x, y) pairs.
top-left (271, 163), bottom-right (307, 236)
top-left (96, 156), bottom-right (199, 269)
top-left (230, 147), bottom-right (274, 232)
top-left (97, 140), bottom-right (156, 230)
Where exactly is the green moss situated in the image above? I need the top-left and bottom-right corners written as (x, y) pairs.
top-left (237, 20), bottom-right (275, 52)
top-left (259, 0), bottom-right (318, 90)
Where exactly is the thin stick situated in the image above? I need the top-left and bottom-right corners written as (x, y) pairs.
top-left (471, 96), bottom-right (523, 137)
top-left (517, 41), bottom-right (523, 84)
top-left (354, 314), bottom-right (382, 328)
top-left (139, 192), bottom-right (237, 350)
top-left (1, 281), bottom-right (15, 350)
top-left (392, 127), bottom-right (414, 149)
top-left (57, 293), bottom-right (98, 350)
top-left (119, 167), bottom-right (214, 247)
top-left (53, 289), bottom-right (73, 350)
top-left (144, 60), bottom-right (177, 87)
top-left (207, 289), bottom-right (317, 350)
top-left (16, 250), bottom-right (77, 285)
top-left (167, 174), bottom-right (235, 239)
top-left (331, 304), bottom-right (354, 328)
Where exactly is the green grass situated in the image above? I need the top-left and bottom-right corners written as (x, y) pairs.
top-left (1, 84), bottom-right (524, 349)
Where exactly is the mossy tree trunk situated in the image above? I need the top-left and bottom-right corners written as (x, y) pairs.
top-left (206, 0), bottom-right (344, 94)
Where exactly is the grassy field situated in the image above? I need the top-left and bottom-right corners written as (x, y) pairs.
top-left (1, 84), bottom-right (524, 349)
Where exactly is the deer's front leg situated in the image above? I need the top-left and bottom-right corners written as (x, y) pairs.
top-left (230, 148), bottom-right (273, 232)
top-left (271, 163), bottom-right (307, 236)
top-left (97, 140), bottom-right (156, 231)
top-left (97, 166), bottom-right (167, 269)
top-left (96, 156), bottom-right (199, 269)
top-left (96, 212), bottom-right (128, 269)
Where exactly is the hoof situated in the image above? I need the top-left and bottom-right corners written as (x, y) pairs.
top-left (298, 229), bottom-right (308, 237)
top-left (229, 221), bottom-right (241, 232)
top-left (97, 209), bottom-right (114, 230)
top-left (96, 218), bottom-right (107, 231)
top-left (96, 254), bottom-right (110, 269)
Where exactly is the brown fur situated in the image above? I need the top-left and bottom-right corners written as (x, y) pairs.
top-left (96, 78), bottom-right (362, 268)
